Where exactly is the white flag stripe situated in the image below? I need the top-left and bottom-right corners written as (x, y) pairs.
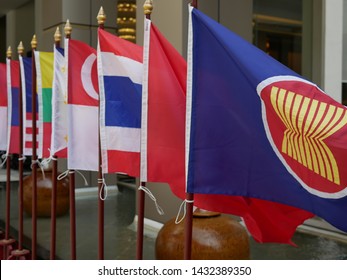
top-left (25, 120), bottom-right (39, 128)
top-left (68, 104), bottom-right (98, 171)
top-left (100, 52), bottom-right (143, 85)
top-left (0, 107), bottom-right (7, 150)
top-left (105, 126), bottom-right (141, 152)
top-left (19, 56), bottom-right (27, 153)
top-left (140, 18), bottom-right (151, 182)
top-left (6, 59), bottom-right (12, 154)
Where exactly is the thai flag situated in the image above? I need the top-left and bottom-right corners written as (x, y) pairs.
top-left (6, 59), bottom-right (20, 155)
top-left (98, 29), bottom-right (143, 176)
top-left (0, 63), bottom-right (7, 151)
top-left (186, 7), bottom-right (347, 233)
top-left (19, 56), bottom-right (39, 156)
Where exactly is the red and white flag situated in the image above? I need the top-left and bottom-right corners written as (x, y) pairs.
top-left (66, 38), bottom-right (99, 171)
top-left (0, 63), bottom-right (7, 151)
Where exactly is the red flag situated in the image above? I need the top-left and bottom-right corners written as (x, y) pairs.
top-left (141, 19), bottom-right (313, 244)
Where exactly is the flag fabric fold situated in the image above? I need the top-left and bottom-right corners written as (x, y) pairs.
top-left (141, 17), bottom-right (313, 244)
top-left (66, 38), bottom-right (99, 171)
top-left (98, 28), bottom-right (143, 176)
top-left (51, 46), bottom-right (67, 158)
top-left (186, 7), bottom-right (347, 233)
top-left (0, 63), bottom-right (7, 151)
top-left (34, 51), bottom-right (54, 159)
top-left (6, 59), bottom-right (20, 155)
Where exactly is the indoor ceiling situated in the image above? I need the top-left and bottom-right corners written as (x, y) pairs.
top-left (0, 0), bottom-right (30, 17)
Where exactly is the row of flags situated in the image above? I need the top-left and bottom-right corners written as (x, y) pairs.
top-left (1, 6), bottom-right (347, 245)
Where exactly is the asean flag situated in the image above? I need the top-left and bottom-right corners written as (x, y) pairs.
top-left (98, 29), bottom-right (142, 176)
top-left (186, 7), bottom-right (347, 233)
top-left (66, 39), bottom-right (99, 171)
top-left (0, 63), bottom-right (7, 151)
top-left (6, 59), bottom-right (20, 155)
top-left (141, 18), bottom-right (313, 244)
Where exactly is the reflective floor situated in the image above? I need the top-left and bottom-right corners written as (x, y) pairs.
top-left (1, 170), bottom-right (347, 260)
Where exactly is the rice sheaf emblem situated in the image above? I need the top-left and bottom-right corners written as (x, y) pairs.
top-left (257, 76), bottom-right (347, 199)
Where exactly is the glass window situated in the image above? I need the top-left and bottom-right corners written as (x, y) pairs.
top-left (253, 0), bottom-right (303, 74)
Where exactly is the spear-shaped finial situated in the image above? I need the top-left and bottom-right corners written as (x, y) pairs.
top-left (97, 6), bottom-right (106, 25)
top-left (144, 0), bottom-right (153, 16)
top-left (6, 46), bottom-right (12, 58)
top-left (18, 41), bottom-right (25, 56)
top-left (31, 34), bottom-right (37, 49)
top-left (54, 27), bottom-right (62, 43)
top-left (64, 20), bottom-right (72, 37)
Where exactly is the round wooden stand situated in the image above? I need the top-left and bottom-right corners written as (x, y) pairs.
top-left (156, 209), bottom-right (250, 260)
top-left (23, 170), bottom-right (69, 217)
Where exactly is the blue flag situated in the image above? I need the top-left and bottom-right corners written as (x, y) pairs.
top-left (186, 7), bottom-right (347, 233)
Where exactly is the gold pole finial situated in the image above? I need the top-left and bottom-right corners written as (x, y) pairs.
top-left (31, 34), bottom-right (37, 49)
top-left (64, 20), bottom-right (72, 37)
top-left (18, 41), bottom-right (25, 55)
top-left (97, 6), bottom-right (106, 25)
top-left (6, 46), bottom-right (12, 58)
top-left (54, 27), bottom-right (62, 43)
top-left (144, 0), bottom-right (153, 15)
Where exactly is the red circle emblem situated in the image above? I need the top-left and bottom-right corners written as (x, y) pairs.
top-left (258, 76), bottom-right (347, 198)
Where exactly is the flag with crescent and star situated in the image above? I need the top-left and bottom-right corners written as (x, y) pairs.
top-left (66, 38), bottom-right (99, 171)
top-left (98, 28), bottom-right (142, 176)
top-left (186, 7), bottom-right (347, 233)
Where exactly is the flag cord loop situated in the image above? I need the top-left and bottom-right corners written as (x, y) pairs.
top-left (18, 156), bottom-right (27, 161)
top-left (138, 185), bottom-right (165, 216)
top-left (0, 153), bottom-right (9, 168)
top-left (31, 159), bottom-right (46, 180)
top-left (175, 199), bottom-right (195, 224)
top-left (40, 149), bottom-right (57, 167)
top-left (98, 178), bottom-right (108, 201)
top-left (57, 170), bottom-right (89, 186)
top-left (57, 169), bottom-right (69, 181)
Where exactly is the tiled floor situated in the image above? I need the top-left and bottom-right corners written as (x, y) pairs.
top-left (1, 168), bottom-right (347, 260)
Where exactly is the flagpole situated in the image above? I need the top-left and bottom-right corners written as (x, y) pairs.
top-left (9, 42), bottom-right (30, 260)
top-left (50, 27), bottom-right (61, 260)
top-left (64, 20), bottom-right (77, 260)
top-left (135, 0), bottom-right (154, 260)
top-left (97, 7), bottom-right (106, 260)
top-left (0, 47), bottom-right (16, 259)
top-left (30, 34), bottom-right (38, 260)
top-left (183, 0), bottom-right (198, 261)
